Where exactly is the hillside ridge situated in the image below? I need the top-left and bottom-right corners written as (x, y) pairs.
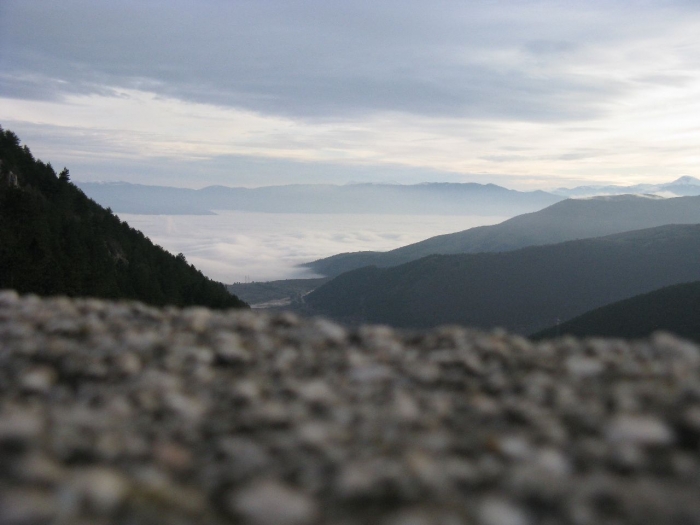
top-left (304, 223), bottom-right (700, 333)
top-left (304, 193), bottom-right (700, 276)
top-left (0, 126), bottom-right (246, 309)
top-left (534, 280), bottom-right (700, 341)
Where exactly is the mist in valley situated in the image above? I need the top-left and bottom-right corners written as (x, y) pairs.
top-left (118, 211), bottom-right (509, 283)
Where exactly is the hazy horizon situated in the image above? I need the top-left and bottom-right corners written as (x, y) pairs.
top-left (77, 174), bottom-right (699, 193)
top-left (2, 2), bottom-right (699, 190)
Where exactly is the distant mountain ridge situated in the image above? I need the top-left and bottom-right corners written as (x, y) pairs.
top-left (77, 176), bottom-right (700, 218)
top-left (76, 181), bottom-right (563, 216)
top-left (304, 194), bottom-right (700, 277)
top-left (552, 176), bottom-right (700, 198)
top-left (304, 224), bottom-right (700, 334)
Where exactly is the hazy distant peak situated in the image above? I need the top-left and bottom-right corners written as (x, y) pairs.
top-left (553, 177), bottom-right (700, 198)
top-left (671, 176), bottom-right (700, 185)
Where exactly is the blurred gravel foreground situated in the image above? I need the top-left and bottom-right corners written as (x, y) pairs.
top-left (1, 291), bottom-right (700, 525)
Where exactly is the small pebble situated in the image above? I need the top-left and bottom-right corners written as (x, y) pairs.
top-left (20, 366), bottom-right (57, 393)
top-left (230, 480), bottom-right (318, 525)
top-left (606, 415), bottom-right (675, 446)
top-left (67, 467), bottom-right (129, 513)
top-left (565, 356), bottom-right (604, 377)
top-left (0, 294), bottom-right (698, 525)
top-left (478, 497), bottom-right (530, 525)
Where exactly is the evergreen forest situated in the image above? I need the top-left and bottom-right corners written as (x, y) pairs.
top-left (0, 127), bottom-right (247, 309)
top-left (304, 224), bottom-right (700, 334)
top-left (533, 281), bottom-right (700, 342)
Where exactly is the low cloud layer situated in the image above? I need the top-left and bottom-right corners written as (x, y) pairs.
top-left (119, 211), bottom-right (507, 283)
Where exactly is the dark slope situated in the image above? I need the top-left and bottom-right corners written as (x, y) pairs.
top-left (77, 180), bottom-right (562, 216)
top-left (0, 127), bottom-right (246, 309)
top-left (305, 194), bottom-right (700, 277)
top-left (533, 281), bottom-right (700, 342)
top-left (304, 224), bottom-right (700, 334)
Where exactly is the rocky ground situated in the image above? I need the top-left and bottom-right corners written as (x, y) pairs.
top-left (1, 291), bottom-right (700, 525)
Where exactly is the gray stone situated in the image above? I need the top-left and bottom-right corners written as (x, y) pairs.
top-left (565, 356), bottom-right (604, 377)
top-left (20, 366), bottom-right (57, 393)
top-left (230, 480), bottom-right (319, 525)
top-left (478, 497), bottom-right (530, 525)
top-left (66, 467), bottom-right (129, 513)
top-left (606, 415), bottom-right (675, 446)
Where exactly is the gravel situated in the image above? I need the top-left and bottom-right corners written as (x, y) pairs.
top-left (1, 290), bottom-right (700, 524)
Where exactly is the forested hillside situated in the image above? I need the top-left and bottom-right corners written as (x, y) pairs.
top-left (305, 194), bottom-right (700, 277)
top-left (304, 224), bottom-right (700, 333)
top-left (0, 127), bottom-right (246, 309)
top-left (533, 281), bottom-right (700, 342)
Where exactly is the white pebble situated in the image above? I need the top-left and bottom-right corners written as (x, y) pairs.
top-left (313, 318), bottom-right (347, 343)
top-left (565, 356), bottom-right (604, 377)
top-left (479, 497), bottom-right (530, 525)
top-left (231, 480), bottom-right (318, 525)
top-left (68, 467), bottom-right (129, 513)
top-left (606, 415), bottom-right (674, 446)
top-left (20, 366), bottom-right (57, 393)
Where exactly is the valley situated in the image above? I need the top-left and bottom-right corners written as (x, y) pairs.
top-left (2, 123), bottom-right (699, 353)
top-left (4, 3), bottom-right (700, 523)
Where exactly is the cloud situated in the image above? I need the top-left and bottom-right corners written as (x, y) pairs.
top-left (524, 40), bottom-right (578, 56)
top-left (119, 211), bottom-right (507, 282)
top-left (1, 1), bottom-right (700, 188)
top-left (0, 0), bottom-right (675, 121)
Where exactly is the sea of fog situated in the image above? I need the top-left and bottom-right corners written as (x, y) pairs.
top-left (117, 211), bottom-right (510, 284)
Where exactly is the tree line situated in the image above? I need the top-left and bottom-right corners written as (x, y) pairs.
top-left (0, 126), bottom-right (247, 309)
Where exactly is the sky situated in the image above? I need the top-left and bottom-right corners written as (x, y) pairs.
top-left (1, 1), bottom-right (699, 190)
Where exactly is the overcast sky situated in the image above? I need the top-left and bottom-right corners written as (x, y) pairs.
top-left (1, 1), bottom-right (699, 189)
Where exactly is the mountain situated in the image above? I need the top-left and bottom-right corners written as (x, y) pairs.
top-left (533, 281), bottom-right (700, 342)
top-left (552, 176), bottom-right (700, 198)
top-left (304, 194), bottom-right (700, 277)
top-left (77, 182), bottom-right (210, 215)
top-left (0, 127), bottom-right (247, 309)
top-left (303, 224), bottom-right (700, 334)
top-left (77, 180), bottom-right (563, 216)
